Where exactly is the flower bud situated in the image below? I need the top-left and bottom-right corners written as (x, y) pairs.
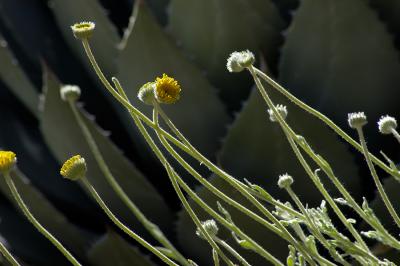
top-left (377, 115), bottom-right (397, 135)
top-left (348, 112), bottom-right (367, 129)
top-left (196, 219), bottom-right (219, 239)
top-left (60, 155), bottom-right (87, 181)
top-left (60, 85), bottom-right (81, 102)
top-left (137, 82), bottom-right (156, 105)
top-left (268, 104), bottom-right (288, 122)
top-left (278, 173), bottom-right (294, 189)
top-left (226, 50), bottom-right (255, 73)
top-left (0, 151), bottom-right (17, 174)
top-left (71, 21), bottom-right (95, 40)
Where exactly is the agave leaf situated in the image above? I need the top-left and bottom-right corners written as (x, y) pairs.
top-left (0, 85), bottom-right (91, 211)
top-left (176, 175), bottom-right (288, 265)
top-left (217, 84), bottom-right (361, 206)
top-left (168, 0), bottom-right (284, 107)
top-left (0, 200), bottom-right (70, 266)
top-left (40, 68), bottom-right (173, 235)
top-left (88, 230), bottom-right (155, 266)
top-left (0, 169), bottom-right (91, 258)
top-left (117, 2), bottom-right (229, 159)
top-left (278, 0), bottom-right (400, 133)
top-left (49, 0), bottom-right (119, 76)
top-left (370, 0), bottom-right (400, 34)
top-left (0, 34), bottom-right (38, 116)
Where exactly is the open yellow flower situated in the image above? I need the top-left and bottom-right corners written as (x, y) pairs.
top-left (0, 151), bottom-right (16, 173)
top-left (155, 74), bottom-right (181, 104)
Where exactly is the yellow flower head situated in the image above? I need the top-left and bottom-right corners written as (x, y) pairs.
top-left (60, 155), bottom-right (87, 181)
top-left (155, 74), bottom-right (181, 104)
top-left (71, 21), bottom-right (95, 40)
top-left (0, 151), bottom-right (16, 173)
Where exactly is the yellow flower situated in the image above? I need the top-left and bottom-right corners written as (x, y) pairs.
top-left (60, 155), bottom-right (87, 181)
top-left (0, 151), bottom-right (17, 173)
top-left (155, 74), bottom-right (181, 104)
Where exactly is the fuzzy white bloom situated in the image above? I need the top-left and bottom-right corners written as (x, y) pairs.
top-left (268, 104), bottom-right (288, 122)
top-left (348, 112), bottom-right (367, 129)
top-left (226, 50), bottom-right (255, 72)
top-left (378, 115), bottom-right (397, 135)
top-left (278, 173), bottom-right (294, 189)
top-left (196, 219), bottom-right (219, 239)
top-left (60, 85), bottom-right (81, 102)
top-left (71, 21), bottom-right (95, 40)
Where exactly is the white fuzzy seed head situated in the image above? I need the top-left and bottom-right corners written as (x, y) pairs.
top-left (268, 104), bottom-right (288, 122)
top-left (71, 21), bottom-right (95, 40)
top-left (226, 50), bottom-right (255, 73)
top-left (278, 173), bottom-right (294, 189)
top-left (348, 112), bottom-right (367, 129)
top-left (137, 82), bottom-right (156, 105)
top-left (378, 115), bottom-right (397, 135)
top-left (196, 219), bottom-right (219, 239)
top-left (60, 85), bottom-right (81, 102)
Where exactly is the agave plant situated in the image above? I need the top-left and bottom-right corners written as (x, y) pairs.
top-left (0, 0), bottom-right (400, 265)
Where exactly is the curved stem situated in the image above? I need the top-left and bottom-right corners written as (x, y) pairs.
top-left (214, 237), bottom-right (251, 266)
top-left (390, 128), bottom-right (400, 144)
top-left (4, 172), bottom-right (81, 266)
top-left (0, 241), bottom-right (20, 266)
top-left (164, 165), bottom-right (234, 266)
top-left (80, 177), bottom-right (178, 266)
top-left (356, 127), bottom-right (400, 229)
top-left (286, 187), bottom-right (346, 266)
top-left (253, 67), bottom-right (399, 180)
top-left (68, 100), bottom-right (188, 266)
top-left (248, 66), bottom-right (377, 263)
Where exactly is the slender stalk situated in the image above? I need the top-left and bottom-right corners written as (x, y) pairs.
top-left (153, 107), bottom-right (316, 265)
top-left (164, 164), bottom-right (234, 266)
top-left (253, 67), bottom-right (399, 180)
top-left (356, 127), bottom-right (400, 229)
top-left (80, 177), bottom-right (178, 266)
top-left (4, 172), bottom-right (81, 266)
top-left (390, 128), bottom-right (400, 144)
top-left (68, 100), bottom-right (189, 266)
top-left (248, 66), bottom-right (378, 263)
top-left (212, 249), bottom-right (220, 266)
top-left (0, 242), bottom-right (20, 266)
top-left (286, 187), bottom-right (346, 266)
top-left (214, 237), bottom-right (251, 266)
top-left (112, 79), bottom-right (283, 265)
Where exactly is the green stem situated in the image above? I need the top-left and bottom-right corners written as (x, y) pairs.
top-left (390, 128), bottom-right (400, 144)
top-left (356, 127), bottom-right (400, 229)
top-left (0, 241), bottom-right (20, 266)
top-left (153, 107), bottom-right (316, 265)
top-left (214, 237), bottom-right (251, 266)
top-left (4, 172), bottom-right (81, 266)
top-left (80, 177), bottom-right (178, 266)
top-left (68, 100), bottom-right (188, 266)
top-left (286, 187), bottom-right (346, 266)
top-left (164, 164), bottom-right (234, 266)
top-left (248, 66), bottom-right (377, 262)
top-left (212, 249), bottom-right (220, 266)
top-left (253, 67), bottom-right (399, 180)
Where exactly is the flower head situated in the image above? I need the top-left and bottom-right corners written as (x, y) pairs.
top-left (154, 74), bottom-right (181, 104)
top-left (277, 173), bottom-right (294, 189)
top-left (137, 82), bottom-right (156, 105)
top-left (378, 115), bottom-right (397, 135)
top-left (226, 50), bottom-right (255, 73)
top-left (196, 219), bottom-right (219, 240)
top-left (60, 155), bottom-right (87, 181)
top-left (348, 112), bottom-right (367, 129)
top-left (60, 85), bottom-right (81, 102)
top-left (71, 21), bottom-right (95, 40)
top-left (0, 151), bottom-right (16, 173)
top-left (268, 104), bottom-right (288, 122)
